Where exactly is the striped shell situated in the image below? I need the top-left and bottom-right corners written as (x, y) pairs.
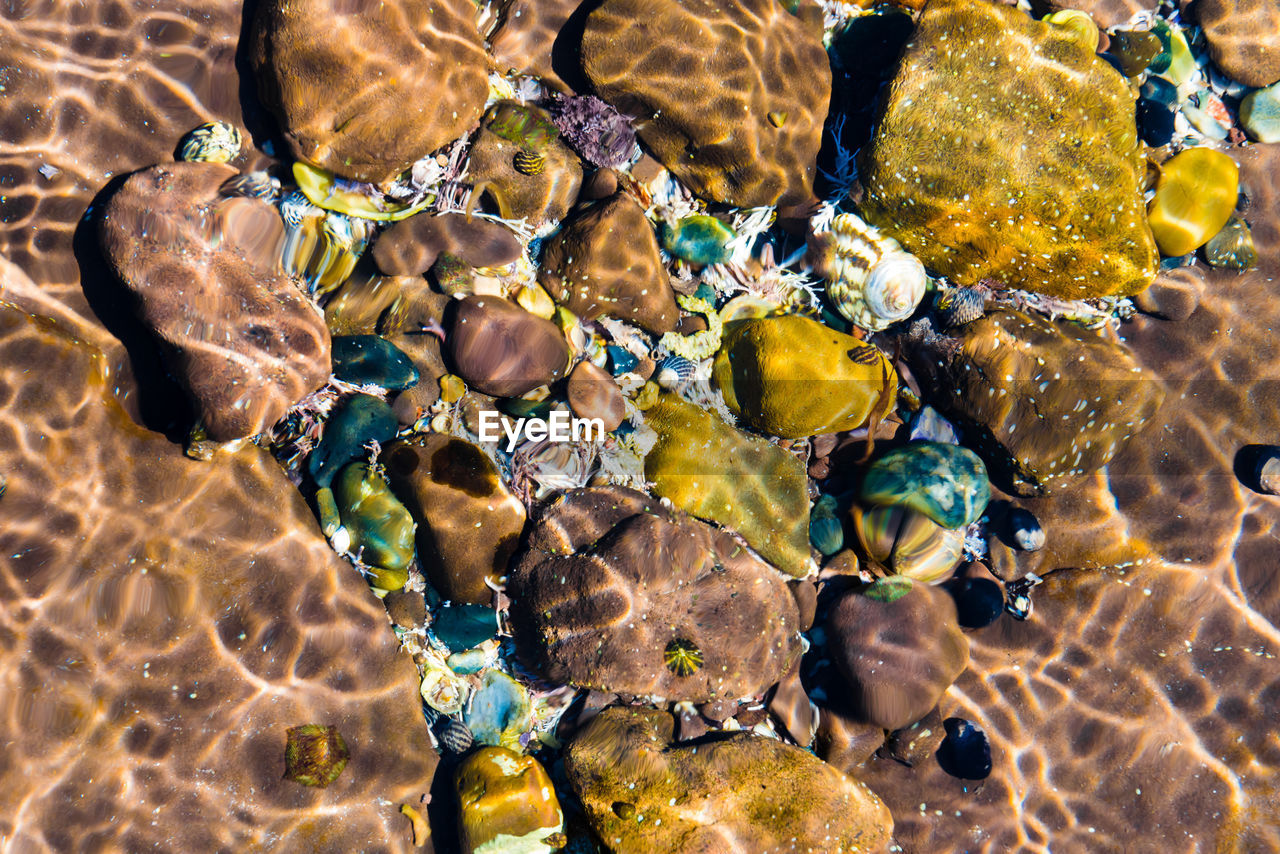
top-left (822, 213), bottom-right (928, 332)
top-left (179, 121), bottom-right (242, 163)
top-left (655, 355), bottom-right (696, 390)
top-left (936, 287), bottom-right (987, 327)
top-left (853, 503), bottom-right (964, 584)
top-left (220, 170), bottom-right (280, 201)
top-left (513, 150), bottom-right (546, 175)
top-left (434, 716), bottom-right (475, 754)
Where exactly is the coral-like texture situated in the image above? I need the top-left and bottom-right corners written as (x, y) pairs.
top-left (859, 0), bottom-right (1158, 298)
top-left (99, 162), bottom-right (330, 441)
top-left (909, 309), bottom-right (1165, 496)
top-left (712, 314), bottom-right (897, 438)
top-left (384, 434), bottom-right (526, 605)
top-left (644, 395), bottom-right (812, 577)
top-left (250, 0), bottom-right (489, 184)
top-left (508, 487), bottom-right (802, 701)
top-left (445, 296), bottom-right (570, 398)
top-left (0, 300), bottom-right (436, 851)
top-left (827, 583), bottom-right (970, 731)
top-left (538, 194), bottom-right (679, 334)
top-left (1197, 0), bottom-right (1280, 88)
top-left (580, 0), bottom-right (831, 207)
top-left (565, 706), bottom-right (893, 852)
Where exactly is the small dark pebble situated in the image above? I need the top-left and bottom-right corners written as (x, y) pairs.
top-left (936, 717), bottom-right (991, 780)
top-left (308, 394), bottom-right (398, 488)
top-left (1140, 75), bottom-right (1178, 107)
top-left (431, 603), bottom-right (499, 652)
top-left (945, 576), bottom-right (1005, 629)
top-left (1137, 100), bottom-right (1176, 147)
top-left (1007, 507), bottom-right (1045, 551)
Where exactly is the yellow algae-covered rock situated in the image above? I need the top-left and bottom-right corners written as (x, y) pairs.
top-left (565, 707), bottom-right (893, 853)
top-left (1147, 148), bottom-right (1240, 257)
top-left (455, 747), bottom-right (564, 854)
top-left (712, 314), bottom-right (897, 439)
top-left (859, 0), bottom-right (1158, 299)
top-left (644, 395), bottom-right (811, 577)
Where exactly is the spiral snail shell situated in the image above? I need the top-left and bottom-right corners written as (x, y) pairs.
top-left (814, 212), bottom-right (929, 332)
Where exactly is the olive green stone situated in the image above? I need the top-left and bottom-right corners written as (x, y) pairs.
top-left (661, 215), bottom-right (734, 265)
top-left (860, 441), bottom-right (990, 530)
top-left (333, 461), bottom-right (415, 586)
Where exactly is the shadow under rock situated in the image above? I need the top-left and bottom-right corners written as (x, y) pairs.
top-left (550, 0), bottom-right (605, 97)
top-left (1234, 444), bottom-right (1279, 495)
top-left (234, 0), bottom-right (287, 155)
top-left (73, 173), bottom-right (192, 442)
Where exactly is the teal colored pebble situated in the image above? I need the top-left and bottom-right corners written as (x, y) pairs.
top-left (860, 441), bottom-right (991, 530)
top-left (661, 215), bottom-right (735, 265)
top-left (809, 495), bottom-right (844, 556)
top-left (309, 393), bottom-right (398, 487)
top-left (433, 604), bottom-right (500, 652)
top-left (463, 669), bottom-right (533, 749)
top-left (1241, 83), bottom-right (1280, 143)
top-left (331, 334), bottom-right (419, 390)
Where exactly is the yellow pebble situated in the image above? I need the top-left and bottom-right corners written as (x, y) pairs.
top-left (1147, 148), bottom-right (1239, 257)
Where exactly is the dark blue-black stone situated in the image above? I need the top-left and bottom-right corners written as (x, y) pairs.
top-left (331, 334), bottom-right (419, 390)
top-left (1137, 100), bottom-right (1176, 147)
top-left (309, 394), bottom-right (398, 488)
top-left (937, 718), bottom-right (992, 780)
top-left (944, 577), bottom-right (1004, 629)
top-left (432, 604), bottom-right (499, 651)
top-left (1140, 76), bottom-right (1178, 108)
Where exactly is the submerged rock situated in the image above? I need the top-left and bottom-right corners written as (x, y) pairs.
top-left (537, 194), bottom-right (679, 334)
top-left (827, 582), bottom-right (969, 731)
top-left (712, 314), bottom-right (898, 439)
top-left (445, 296), bottom-right (570, 398)
top-left (332, 461), bottom-right (415, 591)
top-left (565, 706), bottom-right (893, 851)
top-left (580, 0), bottom-right (830, 207)
top-left (644, 395), bottom-right (812, 577)
top-left (859, 0), bottom-right (1157, 298)
top-left (99, 162), bottom-right (330, 441)
top-left (384, 434), bottom-right (526, 605)
top-left (331, 335), bottom-right (418, 390)
top-left (909, 310), bottom-right (1165, 496)
top-left (508, 487), bottom-right (802, 701)
top-left (456, 747), bottom-right (564, 854)
top-left (467, 101), bottom-right (583, 227)
top-left (860, 441), bottom-right (991, 530)
top-left (250, 0), bottom-right (489, 183)
top-left (1197, 0), bottom-right (1280, 88)
top-left (308, 393), bottom-right (398, 488)
top-left (1147, 147), bottom-right (1239, 258)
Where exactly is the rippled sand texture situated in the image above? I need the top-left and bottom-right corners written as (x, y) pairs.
top-left (0, 264), bottom-right (437, 851)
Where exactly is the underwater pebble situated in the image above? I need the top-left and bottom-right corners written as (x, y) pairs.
top-left (1204, 215), bottom-right (1258, 270)
top-left (1147, 147), bottom-right (1239, 257)
top-left (1007, 507), bottom-right (1046, 551)
top-left (331, 334), bottom-right (419, 390)
top-left (1137, 100), bottom-right (1176, 147)
top-left (1241, 83), bottom-right (1280, 143)
top-left (861, 442), bottom-right (991, 530)
top-left (936, 718), bottom-right (992, 780)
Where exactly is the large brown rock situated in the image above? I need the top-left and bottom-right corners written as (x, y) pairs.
top-left (538, 194), bottom-right (679, 334)
top-left (466, 101), bottom-right (584, 227)
top-left (508, 487), bottom-right (803, 702)
top-left (250, 0), bottom-right (489, 184)
top-left (0, 303), bottom-right (436, 851)
top-left (445, 295), bottom-right (570, 398)
top-left (565, 707), bottom-right (893, 852)
top-left (99, 162), bottom-right (330, 441)
top-left (1197, 0), bottom-right (1280, 88)
top-left (827, 583), bottom-right (970, 731)
top-left (581, 0), bottom-right (830, 207)
top-left (859, 0), bottom-right (1158, 298)
top-left (372, 214), bottom-right (523, 278)
top-left (384, 434), bottom-right (526, 605)
top-left (907, 309), bottom-right (1165, 496)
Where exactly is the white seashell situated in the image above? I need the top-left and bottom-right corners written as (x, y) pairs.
top-left (821, 212), bottom-right (929, 332)
top-left (863, 251), bottom-right (928, 325)
top-left (329, 526), bottom-right (352, 554)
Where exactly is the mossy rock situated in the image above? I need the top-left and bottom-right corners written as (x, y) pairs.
top-left (644, 395), bottom-right (811, 576)
top-left (712, 314), bottom-right (897, 439)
